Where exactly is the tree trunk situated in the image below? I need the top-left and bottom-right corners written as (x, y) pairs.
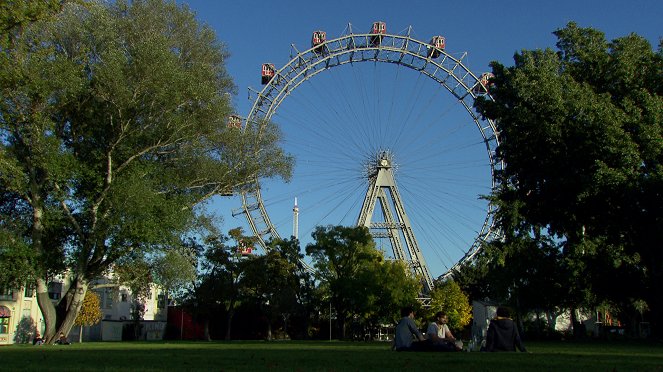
top-left (569, 306), bottom-right (577, 337)
top-left (203, 318), bottom-right (210, 341)
top-left (339, 314), bottom-right (346, 340)
top-left (32, 196), bottom-right (58, 343)
top-left (225, 307), bottom-right (234, 340)
top-left (55, 279), bottom-right (89, 342)
top-left (79, 326), bottom-right (83, 343)
top-left (545, 311), bottom-right (556, 333)
top-left (282, 313), bottom-right (289, 339)
top-left (36, 278), bottom-right (57, 343)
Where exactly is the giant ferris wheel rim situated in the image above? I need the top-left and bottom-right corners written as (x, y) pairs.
top-left (240, 25), bottom-right (503, 280)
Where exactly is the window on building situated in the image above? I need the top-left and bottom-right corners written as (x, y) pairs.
top-left (48, 282), bottom-right (62, 300)
top-left (24, 284), bottom-right (36, 298)
top-left (121, 293), bottom-right (128, 302)
top-left (0, 306), bottom-right (11, 333)
top-left (0, 317), bottom-right (9, 334)
top-left (157, 294), bottom-right (166, 308)
top-left (104, 290), bottom-right (113, 309)
top-left (0, 287), bottom-right (14, 301)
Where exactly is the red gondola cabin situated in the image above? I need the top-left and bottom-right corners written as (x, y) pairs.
top-left (427, 36), bottom-right (446, 58)
top-left (472, 72), bottom-right (495, 94)
top-left (261, 63), bottom-right (275, 85)
top-left (370, 21), bottom-right (386, 46)
top-left (238, 239), bottom-right (253, 256)
top-left (227, 114), bottom-right (242, 129)
top-left (312, 30), bottom-right (326, 52)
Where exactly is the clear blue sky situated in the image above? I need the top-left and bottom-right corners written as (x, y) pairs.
top-left (178, 0), bottom-right (662, 278)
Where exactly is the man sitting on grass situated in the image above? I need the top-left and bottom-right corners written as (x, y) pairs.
top-left (426, 311), bottom-right (462, 351)
top-left (55, 332), bottom-right (71, 345)
top-left (393, 306), bottom-right (426, 351)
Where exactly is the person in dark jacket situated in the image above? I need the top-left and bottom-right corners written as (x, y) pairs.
top-left (33, 331), bottom-right (44, 346)
top-left (485, 307), bottom-right (527, 352)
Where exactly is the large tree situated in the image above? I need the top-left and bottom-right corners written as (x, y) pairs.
top-left (0, 0), bottom-right (292, 343)
top-left (188, 228), bottom-right (256, 340)
top-left (306, 225), bottom-right (421, 339)
top-left (474, 22), bottom-right (662, 334)
top-left (241, 237), bottom-right (312, 340)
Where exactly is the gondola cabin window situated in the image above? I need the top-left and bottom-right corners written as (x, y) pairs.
top-left (472, 72), bottom-right (495, 94)
top-left (370, 21), bottom-right (386, 46)
top-left (312, 31), bottom-right (326, 47)
top-left (261, 63), bottom-right (275, 85)
top-left (227, 114), bottom-right (242, 129)
top-left (427, 36), bottom-right (446, 58)
top-left (238, 239), bottom-right (253, 256)
top-left (371, 21), bottom-right (386, 34)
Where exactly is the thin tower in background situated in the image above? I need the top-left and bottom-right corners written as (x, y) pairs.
top-left (292, 197), bottom-right (299, 240)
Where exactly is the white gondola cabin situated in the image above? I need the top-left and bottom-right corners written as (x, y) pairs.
top-left (261, 63), bottom-right (275, 85)
top-left (227, 114), bottom-right (242, 129)
top-left (311, 30), bottom-right (326, 52)
top-left (472, 72), bottom-right (495, 94)
top-left (370, 21), bottom-right (386, 46)
top-left (427, 36), bottom-right (446, 58)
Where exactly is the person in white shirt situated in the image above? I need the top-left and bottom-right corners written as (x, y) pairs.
top-left (426, 311), bottom-right (462, 351)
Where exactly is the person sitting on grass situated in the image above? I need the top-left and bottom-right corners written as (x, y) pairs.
top-left (392, 306), bottom-right (426, 351)
top-left (33, 331), bottom-right (44, 346)
top-left (485, 307), bottom-right (527, 352)
top-left (55, 332), bottom-right (70, 345)
top-left (426, 311), bottom-right (462, 351)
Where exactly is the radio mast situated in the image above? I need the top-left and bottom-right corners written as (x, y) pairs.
top-left (292, 197), bottom-right (299, 240)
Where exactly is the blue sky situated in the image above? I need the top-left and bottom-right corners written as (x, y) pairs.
top-left (179, 0), bottom-right (662, 278)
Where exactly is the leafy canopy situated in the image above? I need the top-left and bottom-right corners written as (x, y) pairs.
top-left (74, 290), bottom-right (102, 327)
top-left (473, 22), bottom-right (662, 323)
top-left (0, 0), bottom-right (292, 339)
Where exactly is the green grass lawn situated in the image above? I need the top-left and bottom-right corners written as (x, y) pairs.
top-left (1, 340), bottom-right (662, 371)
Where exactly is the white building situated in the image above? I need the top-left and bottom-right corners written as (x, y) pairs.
top-left (0, 284), bottom-right (41, 345)
top-left (0, 277), bottom-right (167, 345)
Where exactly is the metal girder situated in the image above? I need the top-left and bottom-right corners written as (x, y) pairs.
top-left (357, 152), bottom-right (434, 293)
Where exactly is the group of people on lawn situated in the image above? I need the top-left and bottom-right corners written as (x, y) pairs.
top-left (32, 331), bottom-right (71, 346)
top-left (393, 306), bottom-right (527, 352)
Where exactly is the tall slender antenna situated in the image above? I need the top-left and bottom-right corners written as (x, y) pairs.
top-left (292, 197), bottom-right (299, 240)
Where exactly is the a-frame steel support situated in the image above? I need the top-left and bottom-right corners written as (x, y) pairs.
top-left (357, 152), bottom-right (434, 292)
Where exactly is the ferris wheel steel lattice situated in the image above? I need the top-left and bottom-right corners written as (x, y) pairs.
top-left (232, 23), bottom-right (503, 290)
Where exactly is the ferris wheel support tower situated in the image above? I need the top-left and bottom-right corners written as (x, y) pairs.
top-left (357, 151), bottom-right (434, 292)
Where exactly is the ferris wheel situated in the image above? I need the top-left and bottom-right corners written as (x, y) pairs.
top-left (232, 22), bottom-right (502, 288)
